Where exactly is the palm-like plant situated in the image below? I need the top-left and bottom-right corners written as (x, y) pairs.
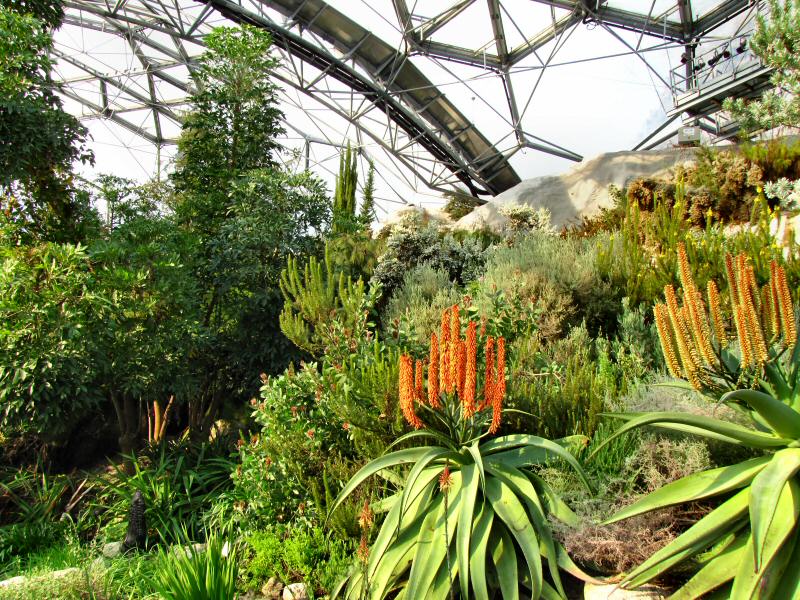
top-left (330, 304), bottom-right (596, 599)
top-left (591, 248), bottom-right (800, 597)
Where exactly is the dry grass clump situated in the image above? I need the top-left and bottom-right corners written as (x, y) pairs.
top-left (557, 507), bottom-right (680, 574)
top-left (551, 435), bottom-right (713, 576)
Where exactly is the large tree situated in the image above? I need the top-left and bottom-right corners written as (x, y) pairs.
top-left (0, 0), bottom-right (95, 243)
top-left (171, 26), bottom-right (330, 438)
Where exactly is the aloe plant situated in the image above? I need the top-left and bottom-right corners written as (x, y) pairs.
top-left (330, 304), bottom-right (596, 599)
top-left (593, 389), bottom-right (800, 598)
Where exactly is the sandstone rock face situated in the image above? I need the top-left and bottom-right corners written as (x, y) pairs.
top-left (454, 147), bottom-right (698, 232)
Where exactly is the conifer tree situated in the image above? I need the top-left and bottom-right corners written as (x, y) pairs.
top-left (359, 160), bottom-right (376, 226)
top-left (332, 143), bottom-right (358, 234)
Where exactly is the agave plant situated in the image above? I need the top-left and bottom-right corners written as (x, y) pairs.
top-left (330, 304), bottom-right (596, 599)
top-left (593, 386), bottom-right (800, 598)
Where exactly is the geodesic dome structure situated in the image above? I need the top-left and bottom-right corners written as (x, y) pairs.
top-left (54, 0), bottom-right (770, 212)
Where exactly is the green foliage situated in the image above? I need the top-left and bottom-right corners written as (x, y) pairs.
top-left (596, 183), bottom-right (798, 309)
top-left (333, 143), bottom-right (358, 235)
top-left (472, 230), bottom-right (618, 339)
top-left (383, 263), bottom-right (462, 350)
top-left (243, 525), bottom-right (354, 594)
top-left (686, 146), bottom-right (765, 220)
top-left (280, 245), bottom-right (378, 362)
top-left (92, 442), bottom-right (235, 546)
top-left (233, 364), bottom-right (356, 527)
top-left (0, 1), bottom-right (94, 243)
top-left (331, 431), bottom-right (595, 599)
top-left (593, 378), bottom-right (800, 597)
top-left (153, 534), bottom-right (237, 600)
top-left (360, 161), bottom-right (376, 225)
top-left (610, 298), bottom-right (663, 380)
top-left (442, 191), bottom-right (479, 220)
top-left (172, 26), bottom-right (282, 238)
top-left (325, 341), bottom-right (406, 455)
top-left (169, 25), bottom-right (331, 436)
top-left (498, 204), bottom-right (553, 235)
top-left (371, 215), bottom-right (485, 303)
top-left (724, 0), bottom-right (800, 131)
top-left (507, 325), bottom-right (621, 439)
top-left (325, 230), bottom-right (382, 283)
top-left (0, 240), bottom-right (102, 436)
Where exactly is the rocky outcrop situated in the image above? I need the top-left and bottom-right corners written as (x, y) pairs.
top-left (454, 147), bottom-right (698, 232)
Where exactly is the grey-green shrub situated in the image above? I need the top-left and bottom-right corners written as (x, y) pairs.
top-left (383, 263), bottom-right (462, 348)
top-left (371, 215), bottom-right (485, 303)
top-left (472, 230), bottom-right (619, 339)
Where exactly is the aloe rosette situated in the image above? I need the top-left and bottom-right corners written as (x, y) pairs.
top-left (330, 304), bottom-right (597, 599)
top-left (594, 384), bottom-right (800, 598)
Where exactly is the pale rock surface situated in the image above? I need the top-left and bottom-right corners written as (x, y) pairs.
top-left (102, 541), bottom-right (124, 559)
top-left (0, 567), bottom-right (80, 589)
top-left (282, 581), bottom-right (309, 600)
top-left (375, 204), bottom-right (453, 235)
top-left (261, 576), bottom-right (284, 599)
top-left (0, 575), bottom-right (27, 588)
top-left (584, 582), bottom-right (667, 599)
top-left (455, 147), bottom-right (698, 232)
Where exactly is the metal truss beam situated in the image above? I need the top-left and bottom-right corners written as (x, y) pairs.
top-left (530, 0), bottom-right (685, 42)
top-left (55, 0), bottom-right (761, 205)
top-left (257, 0), bottom-right (522, 193)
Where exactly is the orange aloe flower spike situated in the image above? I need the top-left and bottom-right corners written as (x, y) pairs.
top-left (440, 307), bottom-right (451, 393)
top-left (398, 354), bottom-right (422, 429)
top-left (428, 333), bottom-right (440, 408)
top-left (463, 321), bottom-right (477, 417)
top-left (481, 337), bottom-right (495, 411)
top-left (489, 337), bottom-right (506, 434)
top-left (414, 359), bottom-right (424, 404)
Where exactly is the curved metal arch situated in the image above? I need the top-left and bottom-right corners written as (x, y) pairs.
top-left (55, 0), bottom-right (762, 205)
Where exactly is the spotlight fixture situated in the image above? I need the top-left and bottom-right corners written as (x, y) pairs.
top-left (681, 52), bottom-right (690, 64)
top-left (695, 58), bottom-right (706, 70)
top-left (722, 49), bottom-right (731, 59)
top-left (707, 53), bottom-right (721, 67)
top-left (737, 36), bottom-right (748, 53)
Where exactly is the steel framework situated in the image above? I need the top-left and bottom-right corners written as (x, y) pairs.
top-left (53, 0), bottom-right (764, 206)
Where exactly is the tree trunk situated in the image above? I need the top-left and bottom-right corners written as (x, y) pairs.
top-left (112, 392), bottom-right (141, 473)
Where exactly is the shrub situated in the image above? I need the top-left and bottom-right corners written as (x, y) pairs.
top-left (383, 263), bottom-right (462, 349)
top-left (442, 192), bottom-right (479, 220)
top-left (331, 304), bottom-right (596, 599)
top-left (597, 182), bottom-right (799, 309)
top-left (473, 230), bottom-right (619, 339)
top-left (506, 325), bottom-right (619, 439)
top-left (765, 177), bottom-right (800, 209)
top-left (370, 214), bottom-right (485, 304)
top-left (498, 203), bottom-right (553, 234)
top-left (243, 525), bottom-right (354, 594)
top-left (91, 441), bottom-right (235, 546)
